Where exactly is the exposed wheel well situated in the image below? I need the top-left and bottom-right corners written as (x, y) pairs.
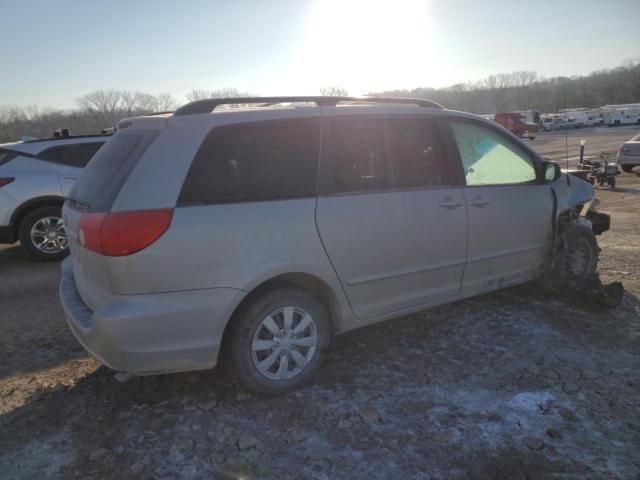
top-left (220, 273), bottom-right (342, 356)
top-left (10, 196), bottom-right (64, 239)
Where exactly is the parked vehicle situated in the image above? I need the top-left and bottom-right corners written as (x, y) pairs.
top-left (617, 132), bottom-right (640, 172)
top-left (494, 112), bottom-right (538, 139)
top-left (540, 114), bottom-right (562, 131)
top-left (0, 132), bottom-right (109, 259)
top-left (514, 110), bottom-right (540, 125)
top-left (557, 109), bottom-right (602, 128)
top-left (578, 152), bottom-right (619, 188)
top-left (59, 96), bottom-right (607, 395)
top-left (601, 105), bottom-right (640, 127)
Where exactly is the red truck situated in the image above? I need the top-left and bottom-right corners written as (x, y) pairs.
top-left (494, 112), bottom-right (538, 140)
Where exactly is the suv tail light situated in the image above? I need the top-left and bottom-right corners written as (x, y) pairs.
top-left (619, 145), bottom-right (630, 153)
top-left (0, 177), bottom-right (15, 187)
top-left (78, 209), bottom-right (173, 256)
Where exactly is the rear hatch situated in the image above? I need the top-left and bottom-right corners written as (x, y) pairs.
top-left (64, 121), bottom-right (164, 311)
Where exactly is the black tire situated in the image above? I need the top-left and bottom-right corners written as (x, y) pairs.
top-left (556, 224), bottom-right (599, 283)
top-left (224, 286), bottom-right (331, 395)
top-left (621, 165), bottom-right (634, 173)
top-left (18, 206), bottom-right (69, 261)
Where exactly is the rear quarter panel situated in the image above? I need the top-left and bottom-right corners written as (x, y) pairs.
top-left (103, 199), bottom-right (356, 331)
top-left (0, 158), bottom-right (62, 226)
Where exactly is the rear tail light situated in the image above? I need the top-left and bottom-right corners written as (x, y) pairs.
top-left (619, 145), bottom-right (630, 153)
top-left (0, 177), bottom-right (15, 187)
top-left (78, 209), bottom-right (173, 256)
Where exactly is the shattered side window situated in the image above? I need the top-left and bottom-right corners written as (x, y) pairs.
top-left (450, 121), bottom-right (537, 186)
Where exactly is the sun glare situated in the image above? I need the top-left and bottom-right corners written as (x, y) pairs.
top-left (297, 0), bottom-right (439, 94)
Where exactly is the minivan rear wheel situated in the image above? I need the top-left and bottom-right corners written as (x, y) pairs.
top-left (224, 287), bottom-right (331, 395)
top-left (18, 206), bottom-right (69, 261)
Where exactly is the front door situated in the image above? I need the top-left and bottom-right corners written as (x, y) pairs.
top-left (448, 119), bottom-right (554, 295)
top-left (316, 114), bottom-right (467, 320)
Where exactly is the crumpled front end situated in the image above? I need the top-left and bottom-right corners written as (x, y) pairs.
top-left (552, 173), bottom-right (610, 235)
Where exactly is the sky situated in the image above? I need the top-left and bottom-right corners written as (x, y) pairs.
top-left (1, 0), bottom-right (639, 109)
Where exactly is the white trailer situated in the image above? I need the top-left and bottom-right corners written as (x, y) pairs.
top-left (558, 108), bottom-right (602, 128)
top-left (600, 104), bottom-right (640, 126)
top-left (540, 114), bottom-right (572, 131)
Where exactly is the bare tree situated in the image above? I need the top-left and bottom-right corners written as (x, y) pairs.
top-left (512, 71), bottom-right (537, 109)
top-left (77, 89), bottom-right (125, 128)
top-left (185, 87), bottom-right (252, 102)
top-left (155, 93), bottom-right (178, 111)
top-left (320, 86), bottom-right (349, 96)
top-left (133, 92), bottom-right (159, 113)
top-left (3, 61), bottom-right (640, 143)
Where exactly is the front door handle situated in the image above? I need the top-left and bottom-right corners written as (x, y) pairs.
top-left (438, 199), bottom-right (464, 209)
top-left (469, 199), bottom-right (490, 207)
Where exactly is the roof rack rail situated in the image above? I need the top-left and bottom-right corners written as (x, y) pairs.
top-left (173, 96), bottom-right (443, 116)
top-left (23, 132), bottom-right (113, 143)
top-left (145, 111), bottom-right (175, 116)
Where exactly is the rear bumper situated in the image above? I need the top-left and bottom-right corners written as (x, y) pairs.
top-left (59, 257), bottom-right (246, 374)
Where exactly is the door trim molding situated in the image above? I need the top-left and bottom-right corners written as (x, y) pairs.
top-left (346, 256), bottom-right (467, 286)
top-left (466, 243), bottom-right (547, 264)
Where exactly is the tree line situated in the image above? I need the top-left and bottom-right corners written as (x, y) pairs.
top-left (375, 60), bottom-right (640, 115)
top-left (1, 61), bottom-right (638, 143)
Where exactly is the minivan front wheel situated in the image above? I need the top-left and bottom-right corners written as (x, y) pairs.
top-left (18, 206), bottom-right (69, 261)
top-left (225, 287), bottom-right (331, 395)
top-left (558, 225), bottom-right (600, 284)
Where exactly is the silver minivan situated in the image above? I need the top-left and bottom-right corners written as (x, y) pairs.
top-left (59, 96), bottom-right (607, 395)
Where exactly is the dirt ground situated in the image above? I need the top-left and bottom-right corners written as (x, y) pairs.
top-left (1, 127), bottom-right (639, 479)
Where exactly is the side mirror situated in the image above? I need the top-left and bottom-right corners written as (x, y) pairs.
top-left (543, 160), bottom-right (561, 182)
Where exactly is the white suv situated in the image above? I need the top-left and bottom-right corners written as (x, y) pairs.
top-left (0, 133), bottom-right (108, 260)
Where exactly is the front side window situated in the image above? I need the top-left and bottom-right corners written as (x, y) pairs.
top-left (450, 121), bottom-right (537, 186)
top-left (322, 116), bottom-right (449, 194)
top-left (179, 118), bottom-right (320, 205)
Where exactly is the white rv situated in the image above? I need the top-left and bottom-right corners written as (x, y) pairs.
top-left (540, 114), bottom-right (571, 131)
top-left (558, 108), bottom-right (602, 128)
top-left (601, 104), bottom-right (640, 127)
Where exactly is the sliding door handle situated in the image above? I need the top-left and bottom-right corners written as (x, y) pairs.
top-left (469, 199), bottom-right (490, 207)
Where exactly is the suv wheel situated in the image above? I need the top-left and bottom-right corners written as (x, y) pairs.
top-left (558, 224), bottom-right (599, 282)
top-left (18, 206), bottom-right (69, 261)
top-left (621, 165), bottom-right (634, 173)
top-left (225, 287), bottom-right (331, 395)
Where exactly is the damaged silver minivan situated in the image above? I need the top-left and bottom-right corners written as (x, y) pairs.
top-left (59, 96), bottom-right (610, 395)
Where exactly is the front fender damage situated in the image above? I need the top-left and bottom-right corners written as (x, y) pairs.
top-left (542, 174), bottom-right (622, 307)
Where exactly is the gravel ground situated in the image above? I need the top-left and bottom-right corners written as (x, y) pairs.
top-left (1, 127), bottom-right (639, 479)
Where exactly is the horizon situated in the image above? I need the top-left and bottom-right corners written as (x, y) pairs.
top-left (1, 0), bottom-right (639, 109)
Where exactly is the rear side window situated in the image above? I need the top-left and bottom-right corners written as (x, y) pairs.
top-left (39, 142), bottom-right (104, 168)
top-left (321, 115), bottom-right (449, 194)
top-left (178, 118), bottom-right (320, 205)
top-left (0, 148), bottom-right (20, 167)
top-left (450, 121), bottom-right (537, 186)
top-left (69, 129), bottom-right (159, 212)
